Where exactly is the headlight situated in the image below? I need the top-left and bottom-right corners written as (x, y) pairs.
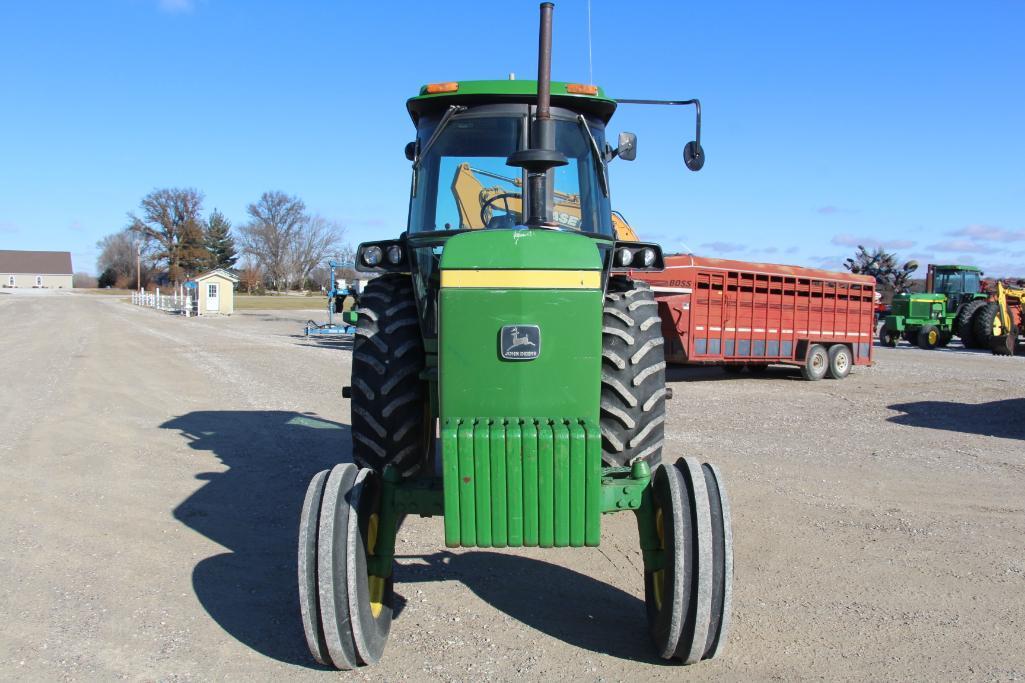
top-left (616, 248), bottom-right (634, 267)
top-left (641, 248), bottom-right (656, 267)
top-left (362, 246), bottom-right (383, 266)
top-left (386, 244), bottom-right (403, 265)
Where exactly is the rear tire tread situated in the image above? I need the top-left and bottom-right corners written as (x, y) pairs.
top-left (351, 275), bottom-right (426, 476)
top-left (600, 277), bottom-right (667, 467)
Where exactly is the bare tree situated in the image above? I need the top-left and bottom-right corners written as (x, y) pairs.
top-left (288, 215), bottom-right (346, 289)
top-left (96, 230), bottom-right (138, 282)
top-left (128, 188), bottom-right (207, 285)
top-left (238, 191), bottom-right (307, 290)
top-left (237, 257), bottom-right (266, 294)
top-left (72, 272), bottom-right (98, 288)
top-left (238, 192), bottom-right (348, 290)
top-left (96, 228), bottom-right (161, 288)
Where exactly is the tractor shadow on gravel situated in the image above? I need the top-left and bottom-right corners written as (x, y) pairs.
top-left (395, 550), bottom-right (664, 664)
top-left (887, 398), bottom-right (1025, 440)
top-left (162, 410), bottom-right (354, 668)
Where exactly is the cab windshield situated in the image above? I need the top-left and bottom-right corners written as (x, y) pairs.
top-left (408, 107), bottom-right (613, 236)
top-left (935, 270), bottom-right (981, 295)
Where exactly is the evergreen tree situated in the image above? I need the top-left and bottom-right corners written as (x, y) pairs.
top-left (98, 266), bottom-right (118, 288)
top-left (204, 209), bottom-right (238, 270)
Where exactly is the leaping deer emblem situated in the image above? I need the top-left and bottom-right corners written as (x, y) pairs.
top-left (507, 327), bottom-right (536, 349)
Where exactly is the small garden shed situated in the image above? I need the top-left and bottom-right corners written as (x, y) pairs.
top-left (193, 269), bottom-right (239, 316)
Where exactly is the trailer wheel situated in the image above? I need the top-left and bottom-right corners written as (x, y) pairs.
top-left (954, 300), bottom-right (987, 348)
top-left (917, 325), bottom-right (940, 350)
top-left (827, 345), bottom-right (852, 379)
top-left (645, 459), bottom-right (733, 663)
top-left (801, 344), bottom-right (828, 381)
top-left (351, 275), bottom-right (427, 477)
top-left (972, 302), bottom-right (1000, 350)
top-left (298, 464), bottom-right (394, 670)
top-left (878, 327), bottom-right (898, 347)
top-left (600, 277), bottom-right (666, 467)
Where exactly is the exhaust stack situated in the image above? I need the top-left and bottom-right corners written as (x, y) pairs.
top-left (507, 1), bottom-right (568, 228)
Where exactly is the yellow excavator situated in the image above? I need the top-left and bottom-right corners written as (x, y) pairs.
top-left (989, 281), bottom-right (1024, 355)
top-left (450, 162), bottom-right (640, 241)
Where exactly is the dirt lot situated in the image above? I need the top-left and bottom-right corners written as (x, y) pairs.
top-left (1, 291), bottom-right (1023, 681)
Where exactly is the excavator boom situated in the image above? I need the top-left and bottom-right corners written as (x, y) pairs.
top-left (451, 162), bottom-right (638, 240)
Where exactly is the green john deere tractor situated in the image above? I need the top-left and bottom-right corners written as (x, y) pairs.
top-left (297, 3), bottom-right (733, 669)
top-left (880, 264), bottom-right (989, 349)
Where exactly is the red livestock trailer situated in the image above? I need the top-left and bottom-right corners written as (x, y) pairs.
top-left (631, 255), bottom-right (876, 380)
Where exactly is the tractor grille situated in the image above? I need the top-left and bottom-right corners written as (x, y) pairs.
top-left (440, 418), bottom-right (602, 548)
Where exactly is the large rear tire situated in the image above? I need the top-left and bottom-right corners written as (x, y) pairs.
top-left (878, 327), bottom-right (899, 347)
top-left (972, 302), bottom-right (1000, 350)
top-left (600, 277), bottom-right (667, 467)
top-left (954, 300), bottom-right (987, 348)
top-left (351, 275), bottom-right (427, 476)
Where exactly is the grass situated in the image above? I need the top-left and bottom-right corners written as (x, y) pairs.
top-left (234, 294), bottom-right (329, 311)
top-left (78, 288), bottom-right (135, 296)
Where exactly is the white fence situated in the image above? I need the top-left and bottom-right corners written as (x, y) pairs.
top-left (131, 287), bottom-right (197, 317)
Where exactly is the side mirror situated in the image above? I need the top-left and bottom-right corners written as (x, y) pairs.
top-left (616, 132), bottom-right (637, 161)
top-left (404, 141), bottom-right (416, 162)
top-left (683, 141), bottom-right (705, 171)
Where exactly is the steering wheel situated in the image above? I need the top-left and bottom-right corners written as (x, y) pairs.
top-left (479, 193), bottom-right (521, 228)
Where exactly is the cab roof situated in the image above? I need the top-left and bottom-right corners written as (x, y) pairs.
top-left (407, 79), bottom-right (617, 124)
top-left (933, 265), bottom-right (982, 272)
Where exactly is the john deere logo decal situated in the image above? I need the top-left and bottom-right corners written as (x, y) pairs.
top-left (500, 325), bottom-right (541, 360)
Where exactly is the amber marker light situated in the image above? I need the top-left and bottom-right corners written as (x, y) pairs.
top-left (425, 82), bottom-right (459, 93)
top-left (566, 83), bottom-right (598, 95)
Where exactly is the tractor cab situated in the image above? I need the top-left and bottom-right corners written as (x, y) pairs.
top-left (405, 82), bottom-right (618, 236)
top-left (927, 264), bottom-right (984, 312)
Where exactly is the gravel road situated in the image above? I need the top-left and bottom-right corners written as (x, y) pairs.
top-left (1, 292), bottom-right (1022, 681)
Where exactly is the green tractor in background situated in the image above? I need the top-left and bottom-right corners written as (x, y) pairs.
top-left (880, 264), bottom-right (990, 349)
top-left (296, 2), bottom-right (733, 670)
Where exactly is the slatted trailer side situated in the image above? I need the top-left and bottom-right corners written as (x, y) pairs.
top-left (631, 255), bottom-right (876, 380)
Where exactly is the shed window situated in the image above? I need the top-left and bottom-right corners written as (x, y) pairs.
top-left (208, 284), bottom-right (217, 297)
top-left (35, 275), bottom-right (42, 287)
top-left (7, 275), bottom-right (13, 287)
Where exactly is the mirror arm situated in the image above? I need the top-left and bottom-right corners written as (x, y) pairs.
top-left (615, 97), bottom-right (702, 150)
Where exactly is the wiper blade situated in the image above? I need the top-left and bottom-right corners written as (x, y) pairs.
top-left (577, 115), bottom-right (608, 197)
top-left (413, 105), bottom-right (466, 171)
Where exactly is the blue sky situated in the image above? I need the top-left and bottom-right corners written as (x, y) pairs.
top-left (1, 1), bottom-right (1023, 276)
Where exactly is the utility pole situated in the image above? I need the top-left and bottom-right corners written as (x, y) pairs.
top-left (136, 241), bottom-right (141, 291)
